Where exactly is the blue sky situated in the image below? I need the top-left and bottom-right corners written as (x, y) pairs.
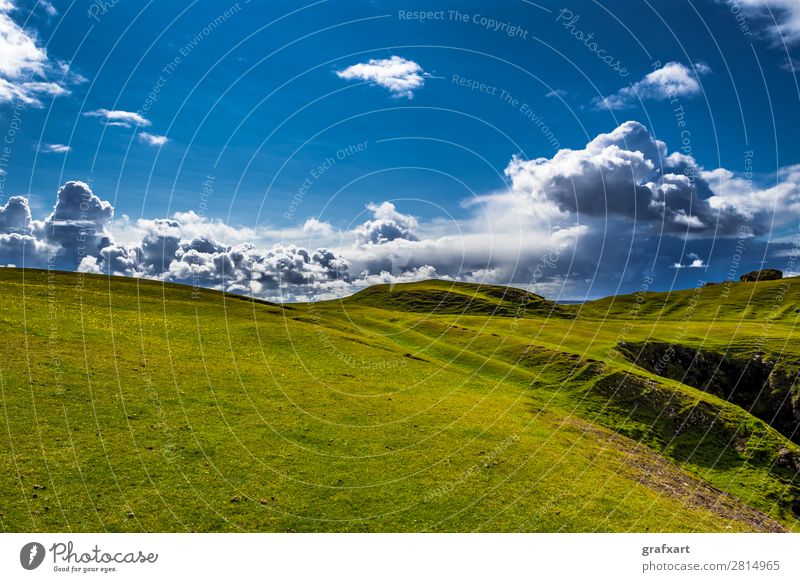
top-left (1, 0), bottom-right (799, 300)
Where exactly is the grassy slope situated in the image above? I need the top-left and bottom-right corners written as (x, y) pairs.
top-left (575, 277), bottom-right (800, 323)
top-left (0, 269), bottom-right (797, 532)
top-left (342, 279), bottom-right (570, 318)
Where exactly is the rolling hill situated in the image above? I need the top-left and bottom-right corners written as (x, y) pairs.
top-left (343, 279), bottom-right (571, 318)
top-left (0, 267), bottom-right (798, 532)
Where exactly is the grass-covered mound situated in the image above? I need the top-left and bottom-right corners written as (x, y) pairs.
top-left (343, 279), bottom-right (570, 318)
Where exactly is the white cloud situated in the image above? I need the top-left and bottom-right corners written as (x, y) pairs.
top-left (356, 201), bottom-right (419, 244)
top-left (0, 2), bottom-right (47, 79)
top-left (595, 62), bottom-right (710, 110)
top-left (501, 120), bottom-right (749, 235)
top-left (34, 181), bottom-right (114, 266)
top-left (0, 183), bottom-right (348, 301)
top-left (351, 265), bottom-right (448, 289)
top-left (138, 131), bottom-right (168, 147)
top-left (41, 143), bottom-right (70, 153)
top-left (60, 64), bottom-right (87, 86)
top-left (0, 195), bottom-right (32, 234)
top-left (705, 164), bottom-right (800, 222)
top-left (40, 1), bottom-right (56, 16)
top-left (0, 2), bottom-right (72, 106)
top-left (0, 78), bottom-right (65, 104)
top-left (0, 232), bottom-right (55, 267)
top-left (671, 252), bottom-right (707, 269)
top-left (84, 109), bottom-right (151, 128)
top-left (169, 211), bottom-right (258, 245)
top-left (302, 217), bottom-right (335, 237)
top-left (336, 56), bottom-right (427, 99)
top-left (734, 0), bottom-right (800, 44)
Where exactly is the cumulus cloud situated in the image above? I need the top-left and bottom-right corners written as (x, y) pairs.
top-left (138, 218), bottom-right (182, 274)
top-left (595, 62), bottom-right (710, 110)
top-left (0, 184), bottom-right (350, 301)
top-left (0, 182), bottom-right (439, 300)
top-left (0, 232), bottom-right (54, 268)
top-left (0, 195), bottom-right (32, 234)
top-left (159, 242), bottom-right (351, 299)
top-left (168, 211), bottom-right (258, 246)
top-left (462, 121), bottom-right (798, 295)
top-left (83, 213), bottom-right (346, 297)
top-left (302, 217), bottom-right (335, 237)
top-left (336, 56), bottom-right (427, 99)
top-left (77, 233), bottom-right (353, 301)
top-left (503, 120), bottom-right (747, 235)
top-left (83, 109), bottom-right (151, 128)
top-left (138, 132), bottom-right (168, 147)
top-left (356, 202), bottom-right (419, 244)
top-left (0, 2), bottom-right (74, 106)
top-left (705, 164), bottom-right (800, 223)
top-left (31, 181), bottom-right (114, 268)
top-left (0, 195), bottom-right (53, 268)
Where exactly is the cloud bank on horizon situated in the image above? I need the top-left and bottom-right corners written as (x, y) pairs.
top-left (2, 121), bottom-right (798, 301)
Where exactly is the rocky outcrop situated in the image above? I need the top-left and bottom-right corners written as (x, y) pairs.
top-left (591, 369), bottom-right (800, 519)
top-left (740, 269), bottom-right (783, 282)
top-left (617, 341), bottom-right (800, 443)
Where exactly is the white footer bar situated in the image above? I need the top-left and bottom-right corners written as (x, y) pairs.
top-left (1, 533), bottom-right (798, 581)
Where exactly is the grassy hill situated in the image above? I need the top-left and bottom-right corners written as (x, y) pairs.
top-left (343, 279), bottom-right (571, 318)
top-left (1, 268), bottom-right (799, 532)
top-left (575, 277), bottom-right (800, 323)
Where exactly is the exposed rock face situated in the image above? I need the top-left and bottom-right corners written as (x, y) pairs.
top-left (740, 269), bottom-right (783, 282)
top-left (592, 368), bottom-right (800, 519)
top-left (617, 341), bottom-right (800, 443)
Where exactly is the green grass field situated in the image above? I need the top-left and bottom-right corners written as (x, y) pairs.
top-left (1, 269), bottom-right (799, 532)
